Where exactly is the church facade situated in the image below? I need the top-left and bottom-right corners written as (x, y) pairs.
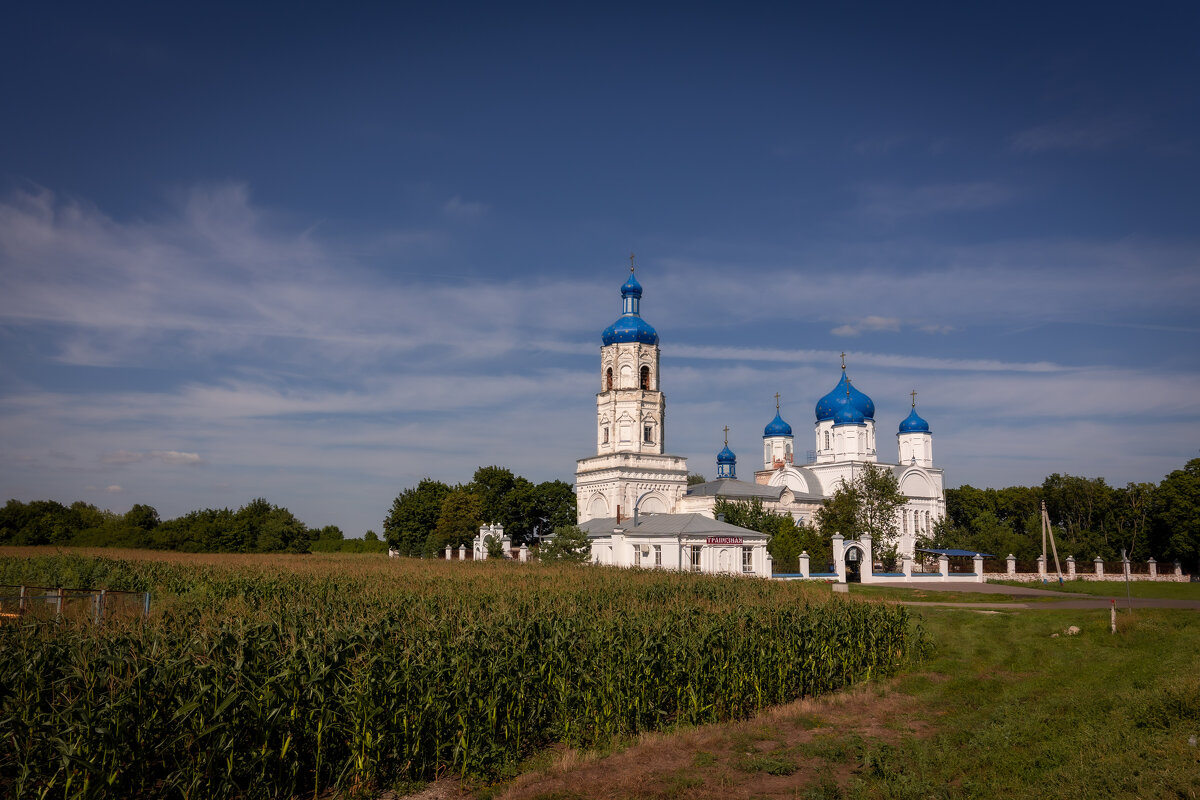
top-left (576, 269), bottom-right (946, 565)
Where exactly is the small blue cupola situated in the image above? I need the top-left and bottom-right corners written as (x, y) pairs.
top-left (602, 266), bottom-right (660, 346)
top-left (899, 392), bottom-right (930, 433)
top-left (763, 393), bottom-right (793, 438)
top-left (716, 426), bottom-right (736, 479)
top-left (815, 356), bottom-right (875, 422)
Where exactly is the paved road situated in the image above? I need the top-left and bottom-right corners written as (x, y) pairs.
top-left (853, 581), bottom-right (1200, 610)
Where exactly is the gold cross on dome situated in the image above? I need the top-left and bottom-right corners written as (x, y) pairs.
top-left (911, 389), bottom-right (918, 408)
top-left (723, 425), bottom-right (729, 446)
top-left (629, 252), bottom-right (636, 272)
top-left (840, 351), bottom-right (847, 370)
top-left (774, 391), bottom-right (780, 411)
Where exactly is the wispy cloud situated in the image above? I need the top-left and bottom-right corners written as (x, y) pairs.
top-left (831, 316), bottom-right (901, 337)
top-left (855, 182), bottom-right (1015, 221)
top-left (2, 183), bottom-right (1197, 538)
top-left (442, 195), bottom-right (489, 219)
top-left (1010, 117), bottom-right (1142, 153)
top-left (101, 450), bottom-right (204, 466)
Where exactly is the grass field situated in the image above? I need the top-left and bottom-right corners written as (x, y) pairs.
top-left (987, 578), bottom-right (1200, 600)
top-left (491, 606), bottom-right (1200, 800)
top-left (844, 585), bottom-right (1040, 604)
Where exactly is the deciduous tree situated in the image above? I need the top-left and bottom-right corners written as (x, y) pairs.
top-left (538, 524), bottom-right (591, 563)
top-left (383, 478), bottom-right (451, 555)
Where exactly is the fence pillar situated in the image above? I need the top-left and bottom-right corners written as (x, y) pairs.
top-left (519, 544), bottom-right (528, 563)
top-left (902, 552), bottom-right (913, 579)
top-left (1148, 558), bottom-right (1157, 578)
top-left (938, 554), bottom-right (949, 582)
top-left (445, 544), bottom-right (451, 559)
top-left (56, 587), bottom-right (64, 618)
top-left (1094, 557), bottom-right (1104, 578)
top-left (1067, 555), bottom-right (1076, 579)
top-left (799, 550), bottom-right (810, 578)
top-left (1174, 560), bottom-right (1182, 577)
top-left (93, 589), bottom-right (106, 625)
top-left (1006, 554), bottom-right (1016, 576)
top-left (18, 585), bottom-right (26, 615)
top-left (973, 554), bottom-right (984, 582)
top-left (458, 544), bottom-right (466, 560)
top-left (1037, 554), bottom-right (1046, 579)
top-left (831, 533), bottom-right (845, 583)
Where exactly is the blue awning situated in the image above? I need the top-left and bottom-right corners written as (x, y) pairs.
top-left (916, 548), bottom-right (995, 558)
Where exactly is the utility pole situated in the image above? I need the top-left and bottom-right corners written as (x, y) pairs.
top-left (1041, 500), bottom-right (1063, 583)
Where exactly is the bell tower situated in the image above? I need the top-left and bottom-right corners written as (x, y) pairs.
top-left (595, 263), bottom-right (666, 456)
top-left (576, 260), bottom-right (688, 523)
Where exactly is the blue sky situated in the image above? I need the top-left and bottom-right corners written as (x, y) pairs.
top-left (2, 2), bottom-right (1198, 537)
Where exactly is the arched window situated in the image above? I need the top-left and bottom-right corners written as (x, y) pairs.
top-left (824, 430), bottom-right (830, 449)
top-left (606, 368), bottom-right (613, 391)
top-left (640, 365), bottom-right (650, 390)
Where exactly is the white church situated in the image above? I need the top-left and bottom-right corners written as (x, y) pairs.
top-left (576, 268), bottom-right (946, 575)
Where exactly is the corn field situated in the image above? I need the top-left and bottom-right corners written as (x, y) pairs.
top-left (0, 550), bottom-right (928, 799)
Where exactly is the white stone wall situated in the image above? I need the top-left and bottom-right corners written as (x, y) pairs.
top-left (762, 435), bottom-right (795, 469)
top-left (897, 431), bottom-right (933, 467)
top-left (588, 530), bottom-right (771, 577)
top-left (575, 452), bottom-right (689, 523)
top-left (813, 419), bottom-right (876, 464)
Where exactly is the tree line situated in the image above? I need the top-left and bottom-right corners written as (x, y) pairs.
top-left (383, 466), bottom-right (576, 556)
top-left (0, 497), bottom-right (385, 554)
top-left (933, 458), bottom-right (1200, 569)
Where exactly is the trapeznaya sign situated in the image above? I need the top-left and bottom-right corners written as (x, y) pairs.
top-left (706, 536), bottom-right (743, 545)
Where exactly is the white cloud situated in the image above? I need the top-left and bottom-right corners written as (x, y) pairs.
top-left (104, 485), bottom-right (124, 493)
top-left (152, 451), bottom-right (204, 465)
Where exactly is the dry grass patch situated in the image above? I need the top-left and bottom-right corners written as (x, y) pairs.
top-left (493, 681), bottom-right (933, 800)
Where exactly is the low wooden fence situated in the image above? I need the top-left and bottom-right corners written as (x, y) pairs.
top-left (0, 585), bottom-right (150, 623)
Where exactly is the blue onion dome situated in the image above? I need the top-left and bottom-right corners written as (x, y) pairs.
top-left (899, 406), bottom-right (930, 433)
top-left (763, 412), bottom-right (793, 438)
top-left (602, 315), bottom-right (659, 345)
top-left (815, 371), bottom-right (875, 421)
top-left (717, 444), bottom-right (737, 465)
top-left (833, 399), bottom-right (865, 426)
top-left (601, 270), bottom-right (659, 346)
